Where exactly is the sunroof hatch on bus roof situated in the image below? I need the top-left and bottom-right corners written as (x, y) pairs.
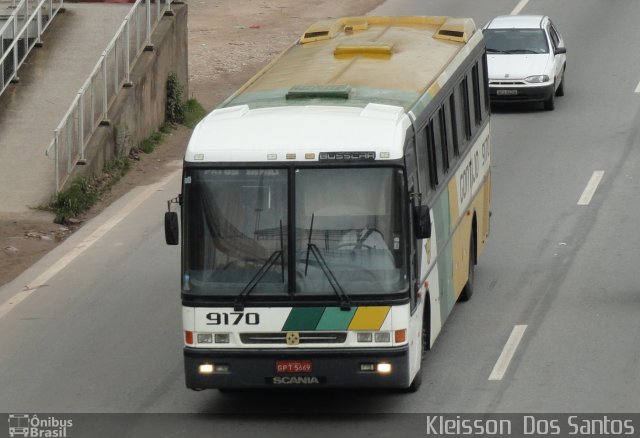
top-left (286, 85), bottom-right (352, 100)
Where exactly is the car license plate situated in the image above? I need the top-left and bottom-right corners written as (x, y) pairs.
top-left (497, 89), bottom-right (518, 95)
top-left (276, 360), bottom-right (313, 373)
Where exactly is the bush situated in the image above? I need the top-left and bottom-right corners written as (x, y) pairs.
top-left (51, 177), bottom-right (98, 224)
top-left (49, 157), bottom-right (131, 224)
top-left (183, 98), bottom-right (207, 128)
top-left (166, 73), bottom-right (186, 124)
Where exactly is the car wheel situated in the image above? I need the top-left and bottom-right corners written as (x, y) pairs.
top-left (555, 69), bottom-right (565, 97)
top-left (544, 88), bottom-right (555, 111)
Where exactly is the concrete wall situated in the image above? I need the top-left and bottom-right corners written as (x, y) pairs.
top-left (71, 2), bottom-right (188, 182)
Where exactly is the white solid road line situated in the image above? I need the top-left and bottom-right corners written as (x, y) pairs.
top-left (578, 171), bottom-right (605, 205)
top-left (511, 0), bottom-right (530, 15)
top-left (0, 170), bottom-right (181, 322)
top-left (635, 81), bottom-right (640, 93)
top-left (489, 325), bottom-right (527, 381)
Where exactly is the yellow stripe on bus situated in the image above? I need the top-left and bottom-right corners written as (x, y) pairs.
top-left (348, 306), bottom-right (390, 330)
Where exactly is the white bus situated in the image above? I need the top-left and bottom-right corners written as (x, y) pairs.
top-left (165, 15), bottom-right (491, 391)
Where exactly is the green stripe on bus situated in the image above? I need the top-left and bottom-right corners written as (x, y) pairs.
top-left (433, 189), bottom-right (456, 321)
top-left (282, 307), bottom-right (326, 331)
top-left (316, 307), bottom-right (357, 330)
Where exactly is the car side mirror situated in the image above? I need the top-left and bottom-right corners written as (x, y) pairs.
top-left (555, 47), bottom-right (566, 55)
top-left (413, 205), bottom-right (431, 239)
top-left (165, 211), bottom-right (179, 245)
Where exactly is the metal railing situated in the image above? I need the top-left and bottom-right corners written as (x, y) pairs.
top-left (0, 0), bottom-right (64, 96)
top-left (46, 0), bottom-right (175, 193)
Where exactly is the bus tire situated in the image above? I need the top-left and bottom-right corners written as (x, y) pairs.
top-left (459, 233), bottom-right (475, 302)
top-left (407, 366), bottom-right (422, 392)
top-left (406, 320), bottom-right (427, 392)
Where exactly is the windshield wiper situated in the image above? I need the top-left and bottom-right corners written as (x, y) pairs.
top-left (234, 221), bottom-right (285, 311)
top-left (303, 213), bottom-right (351, 310)
top-left (307, 244), bottom-right (351, 310)
top-left (486, 48), bottom-right (505, 53)
top-left (504, 49), bottom-right (540, 54)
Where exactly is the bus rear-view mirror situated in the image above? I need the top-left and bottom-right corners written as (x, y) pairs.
top-left (414, 205), bottom-right (431, 239)
top-left (165, 211), bottom-right (179, 245)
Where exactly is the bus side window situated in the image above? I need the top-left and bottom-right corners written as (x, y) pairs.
top-left (449, 93), bottom-right (460, 157)
top-left (465, 73), bottom-right (477, 136)
top-left (415, 125), bottom-right (432, 193)
top-left (404, 134), bottom-right (419, 193)
top-left (472, 63), bottom-right (483, 125)
top-left (438, 107), bottom-right (450, 173)
top-left (480, 54), bottom-right (491, 113)
top-left (458, 79), bottom-right (471, 151)
top-left (428, 120), bottom-right (445, 185)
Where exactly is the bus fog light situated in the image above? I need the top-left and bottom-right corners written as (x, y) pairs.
top-left (215, 364), bottom-right (230, 373)
top-left (215, 334), bottom-right (230, 344)
top-left (197, 333), bottom-right (213, 344)
top-left (360, 363), bottom-right (375, 372)
top-left (357, 332), bottom-right (373, 342)
top-left (377, 363), bottom-right (392, 374)
top-left (199, 364), bottom-right (214, 374)
top-left (375, 332), bottom-right (391, 343)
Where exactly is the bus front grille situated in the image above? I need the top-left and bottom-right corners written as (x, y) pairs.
top-left (240, 332), bottom-right (347, 344)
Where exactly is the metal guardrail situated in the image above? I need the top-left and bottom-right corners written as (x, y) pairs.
top-left (0, 0), bottom-right (64, 96)
top-left (46, 0), bottom-right (175, 193)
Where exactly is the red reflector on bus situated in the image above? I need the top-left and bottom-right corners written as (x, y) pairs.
top-left (394, 329), bottom-right (406, 343)
top-left (185, 331), bottom-right (194, 345)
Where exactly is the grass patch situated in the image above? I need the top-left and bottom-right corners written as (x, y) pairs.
top-left (137, 130), bottom-right (165, 154)
top-left (183, 99), bottom-right (207, 129)
top-left (49, 157), bottom-right (131, 224)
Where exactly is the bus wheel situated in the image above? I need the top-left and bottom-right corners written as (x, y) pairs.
top-left (406, 322), bottom-right (427, 392)
top-left (459, 233), bottom-right (475, 302)
top-left (407, 366), bottom-right (423, 392)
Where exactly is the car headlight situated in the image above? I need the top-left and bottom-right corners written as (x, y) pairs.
top-left (525, 75), bottom-right (550, 83)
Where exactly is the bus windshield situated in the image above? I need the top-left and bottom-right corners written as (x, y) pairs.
top-left (183, 167), bottom-right (408, 299)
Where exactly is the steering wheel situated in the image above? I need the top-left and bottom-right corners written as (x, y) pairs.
top-left (336, 242), bottom-right (374, 250)
top-left (336, 228), bottom-right (385, 250)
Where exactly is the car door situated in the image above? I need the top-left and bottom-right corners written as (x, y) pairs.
top-left (547, 20), bottom-right (566, 85)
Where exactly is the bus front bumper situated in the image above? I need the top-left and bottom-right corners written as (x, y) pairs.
top-left (184, 346), bottom-right (410, 390)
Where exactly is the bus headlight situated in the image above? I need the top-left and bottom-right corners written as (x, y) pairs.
top-left (199, 364), bottom-right (214, 374)
top-left (197, 333), bottom-right (213, 344)
top-left (357, 332), bottom-right (373, 342)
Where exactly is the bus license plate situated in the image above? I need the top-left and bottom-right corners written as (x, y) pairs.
top-left (276, 360), bottom-right (313, 373)
top-left (497, 89), bottom-right (517, 95)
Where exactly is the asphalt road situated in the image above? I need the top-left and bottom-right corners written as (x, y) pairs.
top-left (1, 0), bottom-right (639, 435)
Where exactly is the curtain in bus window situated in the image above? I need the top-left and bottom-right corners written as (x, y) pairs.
top-left (186, 169), bottom-right (288, 295)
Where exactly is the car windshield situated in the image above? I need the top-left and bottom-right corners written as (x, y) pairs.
top-left (182, 167), bottom-right (409, 299)
top-left (483, 28), bottom-right (549, 54)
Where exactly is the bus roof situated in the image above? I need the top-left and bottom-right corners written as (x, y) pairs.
top-left (186, 16), bottom-right (483, 163)
top-left (221, 16), bottom-right (480, 112)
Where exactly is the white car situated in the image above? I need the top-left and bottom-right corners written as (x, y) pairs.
top-left (483, 15), bottom-right (567, 110)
